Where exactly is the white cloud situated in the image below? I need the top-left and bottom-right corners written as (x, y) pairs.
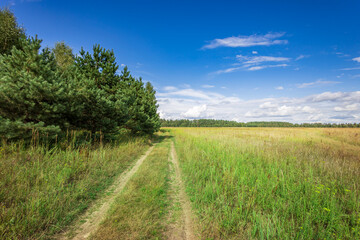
top-left (157, 88), bottom-right (360, 123)
top-left (295, 55), bottom-right (308, 61)
top-left (252, 51), bottom-right (258, 54)
top-left (297, 79), bottom-right (341, 88)
top-left (259, 102), bottom-right (277, 109)
top-left (308, 91), bottom-right (360, 102)
top-left (157, 88), bottom-right (223, 100)
top-left (182, 105), bottom-right (209, 118)
top-left (163, 86), bottom-right (177, 91)
top-left (213, 67), bottom-right (242, 74)
top-left (352, 57), bottom-right (360, 63)
top-left (302, 106), bottom-right (316, 113)
top-left (202, 85), bottom-right (215, 88)
top-left (236, 55), bottom-right (290, 64)
top-left (275, 86), bottom-right (284, 90)
top-left (334, 104), bottom-right (358, 111)
top-left (213, 54), bottom-right (290, 74)
top-left (248, 64), bottom-right (288, 71)
top-left (120, 63), bottom-right (126, 67)
top-left (248, 66), bottom-right (264, 71)
top-left (202, 32), bottom-right (288, 49)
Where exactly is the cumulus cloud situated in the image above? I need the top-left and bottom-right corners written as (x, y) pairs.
top-left (275, 86), bottom-right (284, 90)
top-left (252, 51), bottom-right (258, 54)
top-left (334, 104), bottom-right (358, 111)
top-left (182, 105), bottom-right (209, 118)
top-left (202, 32), bottom-right (288, 49)
top-left (259, 102), bottom-right (278, 109)
top-left (157, 87), bottom-right (360, 123)
top-left (297, 79), bottom-right (341, 88)
top-left (352, 57), bottom-right (360, 63)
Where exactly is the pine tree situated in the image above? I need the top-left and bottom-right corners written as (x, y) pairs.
top-left (121, 71), bottom-right (160, 135)
top-left (0, 7), bottom-right (25, 55)
top-left (0, 37), bottom-right (68, 139)
top-left (73, 44), bottom-right (128, 136)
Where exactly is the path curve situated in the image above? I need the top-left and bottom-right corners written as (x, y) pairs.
top-left (59, 145), bottom-right (155, 240)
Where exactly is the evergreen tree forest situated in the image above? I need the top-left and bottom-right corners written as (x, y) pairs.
top-left (0, 8), bottom-right (160, 141)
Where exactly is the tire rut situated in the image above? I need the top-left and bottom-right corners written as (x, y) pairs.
top-left (58, 145), bottom-right (155, 240)
top-left (166, 141), bottom-right (196, 240)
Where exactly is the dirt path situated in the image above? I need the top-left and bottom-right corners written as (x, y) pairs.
top-left (166, 141), bottom-right (196, 240)
top-left (58, 145), bottom-right (155, 240)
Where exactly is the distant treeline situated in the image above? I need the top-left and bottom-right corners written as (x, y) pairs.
top-left (161, 119), bottom-right (360, 128)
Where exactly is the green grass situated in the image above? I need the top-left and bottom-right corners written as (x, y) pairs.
top-left (171, 127), bottom-right (360, 239)
top-left (91, 134), bottom-right (171, 240)
top-left (0, 136), bottom-right (150, 239)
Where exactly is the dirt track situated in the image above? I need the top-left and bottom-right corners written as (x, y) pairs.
top-left (166, 141), bottom-right (196, 240)
top-left (58, 145), bottom-right (155, 240)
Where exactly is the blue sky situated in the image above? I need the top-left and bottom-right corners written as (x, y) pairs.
top-left (2, 0), bottom-right (360, 122)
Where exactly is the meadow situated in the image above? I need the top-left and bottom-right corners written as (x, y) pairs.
top-left (0, 132), bottom-right (150, 239)
top-left (171, 127), bottom-right (360, 239)
top-left (1, 128), bottom-right (359, 240)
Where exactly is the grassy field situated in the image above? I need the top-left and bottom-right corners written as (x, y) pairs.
top-left (171, 127), bottom-right (360, 239)
top-left (0, 134), bottom-right (150, 239)
top-left (1, 128), bottom-right (359, 240)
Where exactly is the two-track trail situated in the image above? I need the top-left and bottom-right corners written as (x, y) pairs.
top-left (166, 141), bottom-right (196, 240)
top-left (58, 145), bottom-right (155, 240)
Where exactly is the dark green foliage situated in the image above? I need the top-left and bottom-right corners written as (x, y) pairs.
top-left (122, 70), bottom-right (160, 135)
top-left (72, 45), bottom-right (129, 136)
top-left (0, 33), bottom-right (160, 140)
top-left (75, 44), bottom-right (120, 91)
top-left (0, 37), bottom-right (67, 140)
top-left (0, 9), bottom-right (160, 141)
top-left (0, 7), bottom-right (25, 55)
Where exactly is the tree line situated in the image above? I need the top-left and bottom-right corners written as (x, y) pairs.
top-left (0, 8), bottom-right (160, 141)
top-left (161, 119), bottom-right (360, 128)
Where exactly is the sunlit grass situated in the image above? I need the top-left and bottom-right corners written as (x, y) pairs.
top-left (171, 127), bottom-right (360, 239)
top-left (0, 136), bottom-right (149, 239)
